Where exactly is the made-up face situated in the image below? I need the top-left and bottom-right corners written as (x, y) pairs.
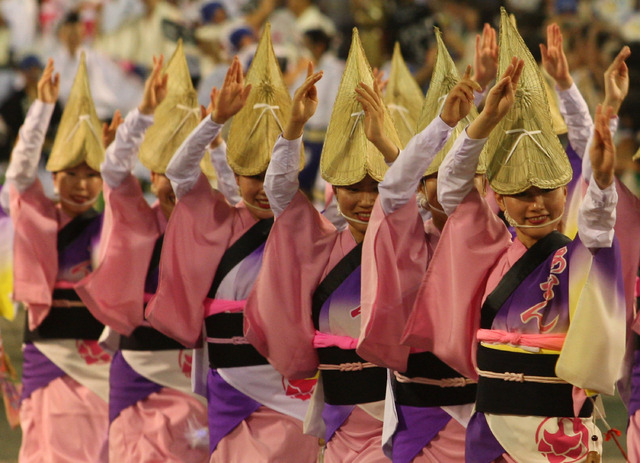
top-left (53, 162), bottom-right (103, 218)
top-left (236, 172), bottom-right (273, 220)
top-left (495, 185), bottom-right (567, 248)
top-left (333, 174), bottom-right (379, 243)
top-left (151, 172), bottom-right (175, 220)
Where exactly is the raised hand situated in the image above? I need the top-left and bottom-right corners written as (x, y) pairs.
top-left (212, 56), bottom-right (252, 124)
top-left (540, 23), bottom-right (572, 90)
top-left (372, 67), bottom-right (389, 93)
top-left (590, 104), bottom-right (615, 190)
top-left (139, 55), bottom-right (168, 115)
top-left (37, 58), bottom-right (60, 104)
top-left (355, 79), bottom-right (399, 162)
top-left (468, 56), bottom-right (524, 139)
top-left (102, 110), bottom-right (123, 148)
top-left (283, 62), bottom-right (323, 140)
top-left (603, 46), bottom-right (630, 115)
top-left (441, 65), bottom-right (482, 127)
top-left (472, 23), bottom-right (498, 91)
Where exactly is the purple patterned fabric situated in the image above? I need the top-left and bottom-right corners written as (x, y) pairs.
top-left (57, 213), bottom-right (103, 278)
top-left (465, 412), bottom-right (507, 463)
top-left (322, 403), bottom-right (355, 442)
top-left (629, 349), bottom-right (640, 416)
top-left (108, 351), bottom-right (163, 423)
top-left (20, 343), bottom-right (66, 401)
top-left (206, 369), bottom-right (261, 453)
top-left (392, 405), bottom-right (452, 463)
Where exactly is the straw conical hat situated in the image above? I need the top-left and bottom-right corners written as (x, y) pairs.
top-left (226, 23), bottom-right (300, 176)
top-left (138, 40), bottom-right (201, 174)
top-left (47, 53), bottom-right (104, 172)
top-left (417, 28), bottom-right (489, 177)
top-left (486, 8), bottom-right (571, 195)
top-left (321, 28), bottom-right (401, 185)
top-left (385, 42), bottom-right (424, 146)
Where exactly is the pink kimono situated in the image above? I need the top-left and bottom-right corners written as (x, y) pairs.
top-left (76, 173), bottom-right (209, 463)
top-left (145, 116), bottom-right (318, 463)
top-left (245, 190), bottom-right (390, 463)
top-left (8, 100), bottom-right (109, 463)
top-left (402, 180), bottom-right (624, 462)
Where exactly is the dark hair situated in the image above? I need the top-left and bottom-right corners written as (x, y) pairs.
top-left (304, 28), bottom-right (332, 51)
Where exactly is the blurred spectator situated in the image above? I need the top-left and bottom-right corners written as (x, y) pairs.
top-left (0, 56), bottom-right (62, 163)
top-left (52, 12), bottom-right (143, 120)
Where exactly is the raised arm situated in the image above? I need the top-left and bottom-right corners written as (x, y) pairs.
top-left (265, 63), bottom-right (323, 217)
top-left (438, 57), bottom-right (524, 215)
top-left (6, 59), bottom-right (59, 192)
top-left (207, 133), bottom-right (242, 205)
top-left (578, 104), bottom-right (618, 249)
top-left (581, 46), bottom-right (629, 182)
top-left (541, 23), bottom-right (593, 158)
top-left (376, 67), bottom-right (480, 214)
top-left (101, 55), bottom-right (167, 189)
top-left (472, 23), bottom-right (498, 104)
top-left (166, 57), bottom-right (251, 199)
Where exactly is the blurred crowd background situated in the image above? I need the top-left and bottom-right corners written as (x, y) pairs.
top-left (0, 0), bottom-right (639, 192)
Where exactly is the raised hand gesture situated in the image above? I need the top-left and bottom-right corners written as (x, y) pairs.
top-left (283, 62), bottom-right (323, 140)
top-left (355, 79), bottom-right (399, 162)
top-left (603, 46), bottom-right (631, 115)
top-left (139, 55), bottom-right (168, 115)
top-left (372, 67), bottom-right (389, 93)
top-left (540, 23), bottom-right (573, 90)
top-left (37, 58), bottom-right (60, 104)
top-left (102, 110), bottom-right (123, 148)
top-left (472, 23), bottom-right (498, 91)
top-left (468, 56), bottom-right (524, 139)
top-left (212, 56), bottom-right (252, 124)
top-left (441, 65), bottom-right (482, 127)
top-left (590, 104), bottom-right (615, 190)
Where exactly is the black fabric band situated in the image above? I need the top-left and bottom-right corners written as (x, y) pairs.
top-left (57, 209), bottom-right (100, 254)
top-left (207, 218), bottom-right (273, 299)
top-left (119, 325), bottom-right (184, 351)
top-left (205, 312), bottom-right (268, 368)
top-left (393, 352), bottom-right (477, 407)
top-left (481, 231), bottom-right (571, 329)
top-left (311, 243), bottom-right (363, 330)
top-left (146, 234), bottom-right (164, 278)
top-left (475, 345), bottom-right (593, 417)
top-left (318, 346), bottom-right (386, 405)
top-left (24, 289), bottom-right (104, 342)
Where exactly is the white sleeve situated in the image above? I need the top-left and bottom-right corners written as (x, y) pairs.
top-left (437, 128), bottom-right (487, 216)
top-left (581, 116), bottom-right (618, 185)
top-left (100, 108), bottom-right (154, 189)
top-left (264, 135), bottom-right (301, 218)
top-left (208, 140), bottom-right (242, 205)
top-left (5, 100), bottom-right (55, 192)
top-left (577, 180), bottom-right (617, 248)
top-left (165, 115), bottom-right (223, 199)
top-left (379, 116), bottom-right (453, 214)
top-left (556, 83), bottom-right (593, 159)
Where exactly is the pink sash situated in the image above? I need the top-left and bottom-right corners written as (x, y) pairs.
top-left (313, 331), bottom-right (358, 350)
top-left (476, 328), bottom-right (565, 351)
top-left (204, 298), bottom-right (246, 317)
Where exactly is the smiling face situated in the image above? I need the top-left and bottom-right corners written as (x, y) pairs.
top-left (151, 172), bottom-right (175, 220)
top-left (53, 162), bottom-right (102, 218)
top-left (495, 185), bottom-right (567, 248)
top-left (236, 172), bottom-right (273, 220)
top-left (333, 174), bottom-right (379, 243)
